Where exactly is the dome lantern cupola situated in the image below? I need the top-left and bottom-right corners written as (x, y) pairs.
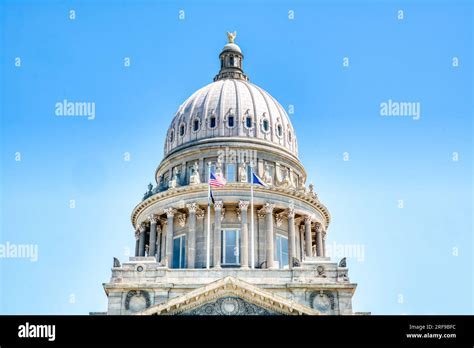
top-left (214, 31), bottom-right (248, 82)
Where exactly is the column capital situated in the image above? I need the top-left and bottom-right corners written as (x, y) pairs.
top-left (134, 229), bottom-right (140, 240)
top-left (164, 208), bottom-right (177, 218)
top-left (315, 221), bottom-right (323, 232)
top-left (263, 202), bottom-right (274, 214)
top-left (214, 200), bottom-right (224, 210)
top-left (186, 202), bottom-right (198, 213)
top-left (304, 215), bottom-right (312, 224)
top-left (139, 223), bottom-right (146, 233)
top-left (238, 200), bottom-right (250, 211)
top-left (287, 207), bottom-right (295, 219)
top-left (148, 214), bottom-right (159, 224)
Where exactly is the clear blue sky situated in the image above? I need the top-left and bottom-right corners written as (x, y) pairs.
top-left (0, 0), bottom-right (472, 314)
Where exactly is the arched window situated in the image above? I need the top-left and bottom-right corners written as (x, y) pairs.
top-left (229, 56), bottom-right (234, 66)
top-left (169, 130), bottom-right (174, 142)
top-left (277, 124), bottom-right (282, 137)
top-left (228, 115), bottom-right (234, 127)
top-left (210, 116), bottom-right (216, 129)
top-left (179, 124), bottom-right (185, 136)
top-left (245, 116), bottom-right (252, 128)
top-left (263, 119), bottom-right (269, 132)
top-left (193, 119), bottom-right (200, 132)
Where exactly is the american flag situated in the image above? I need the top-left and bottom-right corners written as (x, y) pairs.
top-left (209, 172), bottom-right (226, 187)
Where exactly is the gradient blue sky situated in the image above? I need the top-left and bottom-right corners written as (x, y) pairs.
top-left (1, 0), bottom-right (472, 314)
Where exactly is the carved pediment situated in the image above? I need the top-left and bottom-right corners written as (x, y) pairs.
top-left (180, 296), bottom-right (278, 315)
top-left (136, 276), bottom-right (319, 316)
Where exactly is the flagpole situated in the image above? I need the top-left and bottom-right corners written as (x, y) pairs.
top-left (206, 162), bottom-right (211, 269)
top-left (250, 161), bottom-right (255, 269)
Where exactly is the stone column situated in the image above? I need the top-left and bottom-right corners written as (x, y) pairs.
top-left (164, 208), bottom-right (176, 267)
top-left (156, 225), bottom-right (162, 260)
top-left (148, 215), bottom-right (157, 257)
top-left (287, 207), bottom-right (296, 269)
top-left (322, 229), bottom-right (327, 257)
top-left (134, 229), bottom-right (140, 256)
top-left (160, 220), bottom-right (167, 263)
top-left (264, 203), bottom-right (275, 269)
top-left (304, 216), bottom-right (312, 257)
top-left (213, 201), bottom-right (223, 268)
top-left (186, 203), bottom-right (197, 268)
top-left (239, 201), bottom-right (249, 269)
top-left (299, 225), bottom-right (305, 259)
top-left (138, 223), bottom-right (146, 257)
top-left (316, 223), bottom-right (323, 257)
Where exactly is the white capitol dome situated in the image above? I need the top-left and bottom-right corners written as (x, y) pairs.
top-left (164, 38), bottom-right (297, 158)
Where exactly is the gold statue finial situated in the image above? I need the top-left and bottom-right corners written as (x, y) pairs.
top-left (226, 31), bottom-right (237, 43)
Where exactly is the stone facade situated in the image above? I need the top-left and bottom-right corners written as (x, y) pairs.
top-left (102, 33), bottom-right (360, 315)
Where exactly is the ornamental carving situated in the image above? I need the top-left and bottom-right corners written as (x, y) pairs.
top-left (238, 200), bottom-right (249, 211)
top-left (310, 291), bottom-right (335, 314)
top-left (196, 208), bottom-right (205, 219)
top-left (148, 215), bottom-right (158, 224)
top-left (221, 208), bottom-right (226, 221)
top-left (287, 207), bottom-right (295, 219)
top-left (186, 202), bottom-right (198, 213)
top-left (263, 203), bottom-right (274, 214)
top-left (164, 208), bottom-right (176, 218)
top-left (125, 290), bottom-right (151, 312)
top-left (275, 212), bottom-right (285, 227)
top-left (177, 214), bottom-right (187, 227)
top-left (189, 162), bottom-right (201, 185)
top-left (179, 297), bottom-right (277, 316)
top-left (238, 160), bottom-right (248, 183)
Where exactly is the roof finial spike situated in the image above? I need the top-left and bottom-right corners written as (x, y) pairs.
top-left (226, 31), bottom-right (237, 43)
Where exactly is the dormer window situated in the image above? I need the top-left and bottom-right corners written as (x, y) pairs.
top-left (169, 130), bottom-right (174, 142)
top-left (228, 115), bottom-right (235, 127)
top-left (179, 124), bottom-right (185, 137)
top-left (288, 131), bottom-right (292, 142)
top-left (277, 124), bottom-right (283, 137)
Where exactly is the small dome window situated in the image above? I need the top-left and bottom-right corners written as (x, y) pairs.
top-left (262, 119), bottom-right (270, 132)
top-left (179, 124), bottom-right (185, 137)
top-left (193, 119), bottom-right (200, 132)
top-left (210, 116), bottom-right (217, 129)
top-left (169, 130), bottom-right (174, 142)
top-left (277, 124), bottom-right (283, 137)
top-left (245, 116), bottom-right (252, 128)
top-left (228, 115), bottom-right (235, 128)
